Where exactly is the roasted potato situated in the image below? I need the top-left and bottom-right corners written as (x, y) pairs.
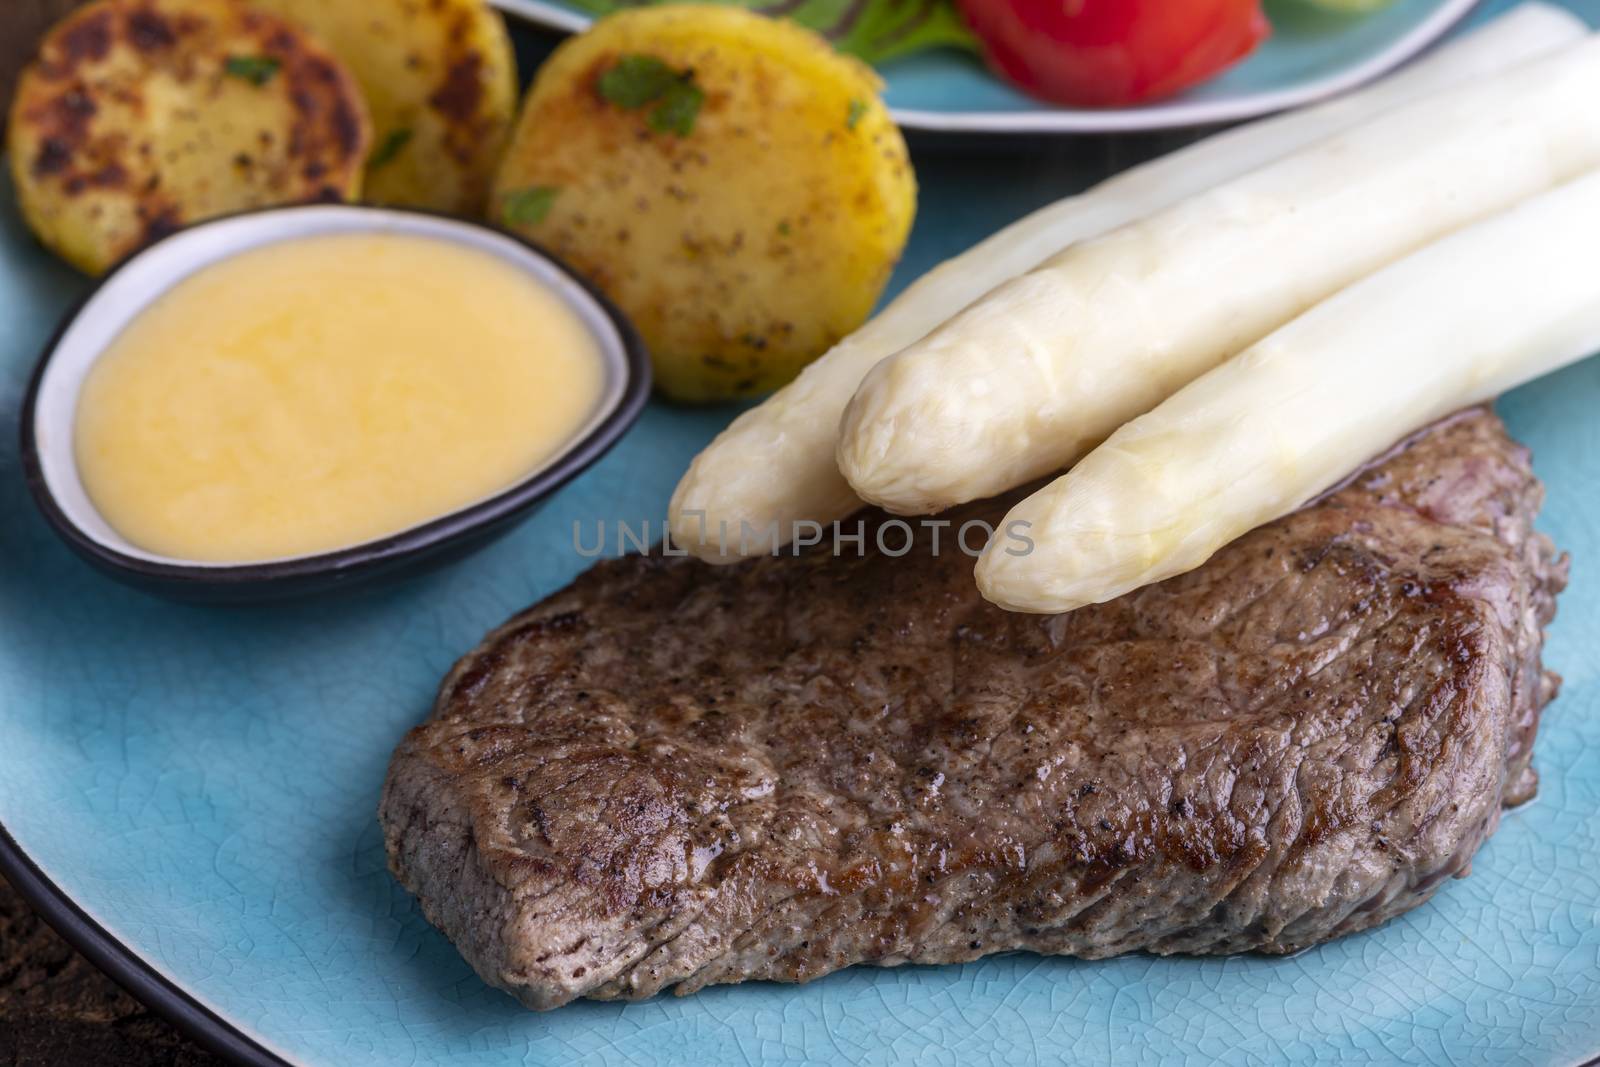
top-left (7, 0), bottom-right (370, 275)
top-left (250, 0), bottom-right (516, 215)
top-left (493, 5), bottom-right (916, 403)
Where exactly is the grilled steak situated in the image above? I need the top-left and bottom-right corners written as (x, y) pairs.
top-left (381, 408), bottom-right (1567, 1010)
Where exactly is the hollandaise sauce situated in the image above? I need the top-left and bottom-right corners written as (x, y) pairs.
top-left (75, 231), bottom-right (606, 562)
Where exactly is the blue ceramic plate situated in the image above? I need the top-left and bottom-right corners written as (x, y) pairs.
top-left (492, 0), bottom-right (1484, 132)
top-left (5, 5), bottom-right (1600, 1062)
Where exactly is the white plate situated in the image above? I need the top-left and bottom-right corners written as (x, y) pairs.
top-left (492, 0), bottom-right (1487, 133)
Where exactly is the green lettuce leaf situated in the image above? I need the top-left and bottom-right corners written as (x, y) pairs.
top-left (562, 0), bottom-right (978, 65)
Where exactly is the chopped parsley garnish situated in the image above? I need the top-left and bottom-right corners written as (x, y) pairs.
top-left (369, 127), bottom-right (413, 169)
top-left (597, 54), bottom-right (703, 137)
top-left (501, 186), bottom-right (561, 227)
top-left (598, 55), bottom-right (680, 108)
top-left (647, 79), bottom-right (704, 136)
top-left (224, 55), bottom-right (280, 87)
top-left (846, 98), bottom-right (867, 130)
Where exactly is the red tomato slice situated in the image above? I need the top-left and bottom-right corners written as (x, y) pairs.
top-left (956, 0), bottom-right (1271, 108)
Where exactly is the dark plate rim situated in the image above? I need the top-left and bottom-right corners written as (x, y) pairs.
top-left (17, 203), bottom-right (653, 596)
top-left (0, 819), bottom-right (293, 1067)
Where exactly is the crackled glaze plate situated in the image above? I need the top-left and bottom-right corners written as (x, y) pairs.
top-left (493, 0), bottom-right (1484, 133)
top-left (5, 6), bottom-right (1600, 1063)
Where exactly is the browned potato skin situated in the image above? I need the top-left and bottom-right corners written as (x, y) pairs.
top-left (0, 0), bottom-right (90, 122)
top-left (7, 0), bottom-right (370, 275)
top-left (249, 0), bottom-right (516, 215)
top-left (494, 5), bottom-right (917, 403)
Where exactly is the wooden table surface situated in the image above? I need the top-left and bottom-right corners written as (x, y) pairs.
top-left (0, 872), bottom-right (225, 1066)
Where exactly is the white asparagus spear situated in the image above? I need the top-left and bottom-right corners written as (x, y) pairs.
top-left (837, 33), bottom-right (1600, 518)
top-left (977, 169), bottom-right (1600, 613)
top-left (665, 4), bottom-right (1584, 561)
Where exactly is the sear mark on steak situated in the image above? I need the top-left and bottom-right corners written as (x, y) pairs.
top-left (380, 407), bottom-right (1567, 1010)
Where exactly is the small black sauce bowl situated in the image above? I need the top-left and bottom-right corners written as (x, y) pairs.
top-left (19, 205), bottom-right (651, 603)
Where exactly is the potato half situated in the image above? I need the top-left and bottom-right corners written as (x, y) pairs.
top-left (249, 0), bottom-right (516, 215)
top-left (493, 5), bottom-right (916, 402)
top-left (7, 0), bottom-right (370, 275)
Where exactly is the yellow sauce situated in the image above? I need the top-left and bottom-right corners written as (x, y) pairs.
top-left (75, 232), bottom-right (605, 562)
